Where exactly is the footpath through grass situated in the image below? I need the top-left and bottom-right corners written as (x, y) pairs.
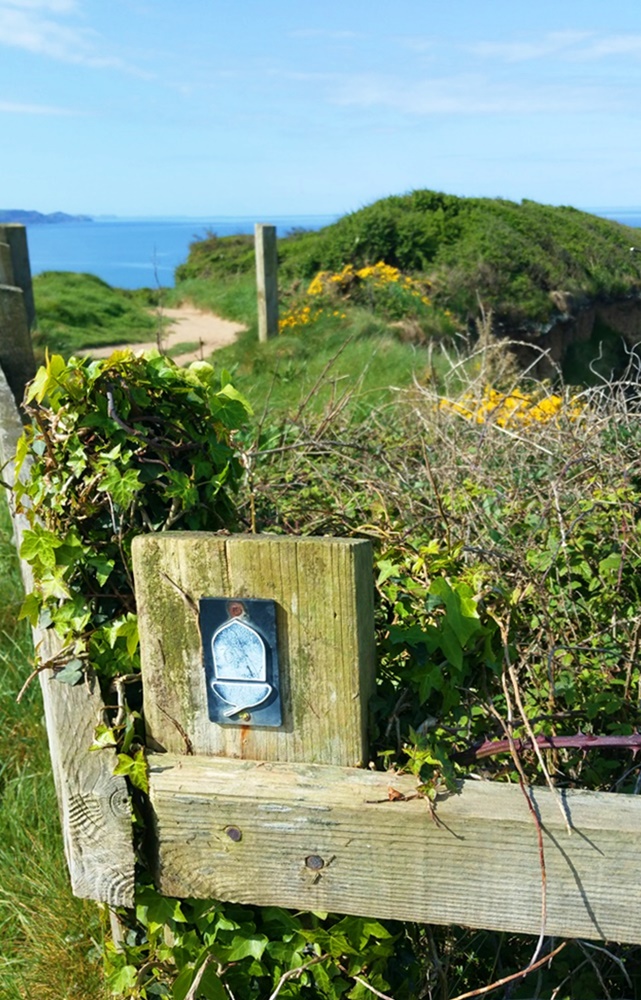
top-left (0, 495), bottom-right (107, 1000)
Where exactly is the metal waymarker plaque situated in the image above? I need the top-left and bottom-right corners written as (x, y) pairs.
top-left (200, 598), bottom-right (282, 727)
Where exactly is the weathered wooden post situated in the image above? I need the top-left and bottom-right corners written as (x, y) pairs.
top-left (0, 284), bottom-right (37, 409)
top-left (0, 223), bottom-right (36, 330)
top-left (0, 241), bottom-right (14, 284)
top-left (0, 362), bottom-right (135, 907)
top-left (0, 224), bottom-right (37, 408)
top-left (255, 223), bottom-right (279, 342)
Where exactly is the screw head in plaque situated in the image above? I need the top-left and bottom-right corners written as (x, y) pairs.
top-left (199, 598), bottom-right (282, 727)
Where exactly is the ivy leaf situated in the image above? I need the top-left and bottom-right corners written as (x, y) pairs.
top-left (90, 724), bottom-right (118, 750)
top-left (97, 465), bottom-right (142, 507)
top-left (18, 592), bottom-right (41, 626)
top-left (55, 658), bottom-right (84, 685)
top-left (20, 526), bottom-right (63, 570)
top-left (222, 933), bottom-right (268, 962)
top-left (107, 963), bottom-right (138, 992)
top-left (114, 749), bottom-right (149, 793)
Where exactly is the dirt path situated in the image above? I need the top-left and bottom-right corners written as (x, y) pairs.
top-left (80, 305), bottom-right (246, 363)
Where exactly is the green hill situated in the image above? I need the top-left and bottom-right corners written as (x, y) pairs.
top-left (176, 191), bottom-right (641, 328)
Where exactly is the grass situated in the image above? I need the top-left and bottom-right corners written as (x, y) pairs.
top-left (32, 271), bottom-right (161, 359)
top-left (0, 495), bottom-right (108, 1000)
top-left (164, 272), bottom-right (257, 328)
top-left (31, 268), bottom-right (438, 422)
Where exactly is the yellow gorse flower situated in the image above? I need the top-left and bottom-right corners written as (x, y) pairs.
top-left (307, 261), bottom-right (431, 306)
top-left (439, 386), bottom-right (583, 428)
top-left (284, 261), bottom-right (431, 333)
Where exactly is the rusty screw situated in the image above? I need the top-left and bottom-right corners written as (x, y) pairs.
top-left (224, 825), bottom-right (242, 842)
top-left (305, 854), bottom-right (325, 871)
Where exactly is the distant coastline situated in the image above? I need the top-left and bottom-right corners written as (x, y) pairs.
top-left (0, 210), bottom-right (92, 225)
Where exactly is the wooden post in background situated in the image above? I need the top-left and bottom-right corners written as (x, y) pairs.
top-left (0, 284), bottom-right (37, 409)
top-left (0, 241), bottom-right (14, 285)
top-left (0, 224), bottom-right (36, 330)
top-left (255, 223), bottom-right (278, 342)
top-left (0, 224), bottom-right (37, 409)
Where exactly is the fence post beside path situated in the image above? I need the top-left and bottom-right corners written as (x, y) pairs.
top-left (255, 223), bottom-right (279, 342)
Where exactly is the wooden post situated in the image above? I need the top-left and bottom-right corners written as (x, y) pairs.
top-left (0, 242), bottom-right (14, 284)
top-left (0, 364), bottom-right (135, 907)
top-left (0, 224), bottom-right (36, 330)
top-left (255, 223), bottom-right (278, 341)
top-left (132, 533), bottom-right (376, 766)
top-left (0, 284), bottom-right (37, 409)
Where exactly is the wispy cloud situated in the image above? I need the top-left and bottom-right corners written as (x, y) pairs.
top-left (469, 30), bottom-right (641, 63)
top-left (0, 98), bottom-right (79, 114)
top-left (0, 0), bottom-right (141, 70)
top-left (332, 72), bottom-right (622, 116)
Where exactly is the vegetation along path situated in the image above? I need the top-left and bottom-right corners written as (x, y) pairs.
top-left (78, 304), bottom-right (245, 362)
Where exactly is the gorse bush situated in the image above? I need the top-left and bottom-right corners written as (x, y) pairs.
top-left (176, 191), bottom-right (641, 331)
top-left (278, 260), bottom-right (454, 343)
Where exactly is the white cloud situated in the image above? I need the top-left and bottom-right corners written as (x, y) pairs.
top-left (0, 0), bottom-right (138, 69)
top-left (332, 72), bottom-right (621, 116)
top-left (3, 0), bottom-right (78, 10)
top-left (469, 30), bottom-right (641, 63)
top-left (0, 98), bottom-right (79, 113)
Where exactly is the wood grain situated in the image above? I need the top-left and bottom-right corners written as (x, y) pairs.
top-left (0, 242), bottom-right (14, 285)
top-left (0, 224), bottom-right (36, 329)
top-left (0, 284), bottom-right (36, 409)
top-left (149, 752), bottom-right (641, 944)
top-left (0, 365), bottom-right (134, 906)
top-left (132, 533), bottom-right (376, 766)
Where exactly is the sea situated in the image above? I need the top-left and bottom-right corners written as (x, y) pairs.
top-left (23, 216), bottom-right (337, 291)
top-left (20, 209), bottom-right (641, 291)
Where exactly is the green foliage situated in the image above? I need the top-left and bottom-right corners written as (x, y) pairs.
top-left (106, 890), bottom-right (409, 999)
top-left (177, 191), bottom-right (641, 328)
top-left (15, 351), bottom-right (250, 691)
top-left (13, 338), bottom-right (641, 996)
top-left (165, 274), bottom-right (257, 329)
top-left (174, 232), bottom-right (255, 283)
top-left (32, 271), bottom-right (161, 356)
top-left (0, 493), bottom-right (108, 1000)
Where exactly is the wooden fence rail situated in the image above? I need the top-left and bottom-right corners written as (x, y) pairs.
top-left (0, 226), bottom-right (640, 948)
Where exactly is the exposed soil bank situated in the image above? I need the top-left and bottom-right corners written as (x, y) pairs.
top-left (500, 295), bottom-right (641, 378)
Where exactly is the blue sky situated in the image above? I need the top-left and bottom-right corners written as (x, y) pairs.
top-left (1, 0), bottom-right (641, 216)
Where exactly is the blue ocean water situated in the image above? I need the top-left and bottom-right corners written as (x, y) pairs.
top-left (22, 209), bottom-right (641, 291)
top-left (25, 215), bottom-right (337, 290)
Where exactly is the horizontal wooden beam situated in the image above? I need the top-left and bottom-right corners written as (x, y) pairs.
top-left (149, 753), bottom-right (641, 944)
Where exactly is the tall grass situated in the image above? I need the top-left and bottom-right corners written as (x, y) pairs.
top-left (0, 496), bottom-right (107, 1000)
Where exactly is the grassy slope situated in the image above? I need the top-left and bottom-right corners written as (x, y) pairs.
top-left (32, 271), bottom-right (161, 358)
top-left (33, 191), bottom-right (641, 415)
top-left (178, 191), bottom-right (641, 325)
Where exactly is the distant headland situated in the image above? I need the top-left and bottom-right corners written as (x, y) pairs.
top-left (0, 210), bottom-right (92, 225)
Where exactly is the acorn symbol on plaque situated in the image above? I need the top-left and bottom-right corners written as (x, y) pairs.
top-left (210, 601), bottom-right (272, 718)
